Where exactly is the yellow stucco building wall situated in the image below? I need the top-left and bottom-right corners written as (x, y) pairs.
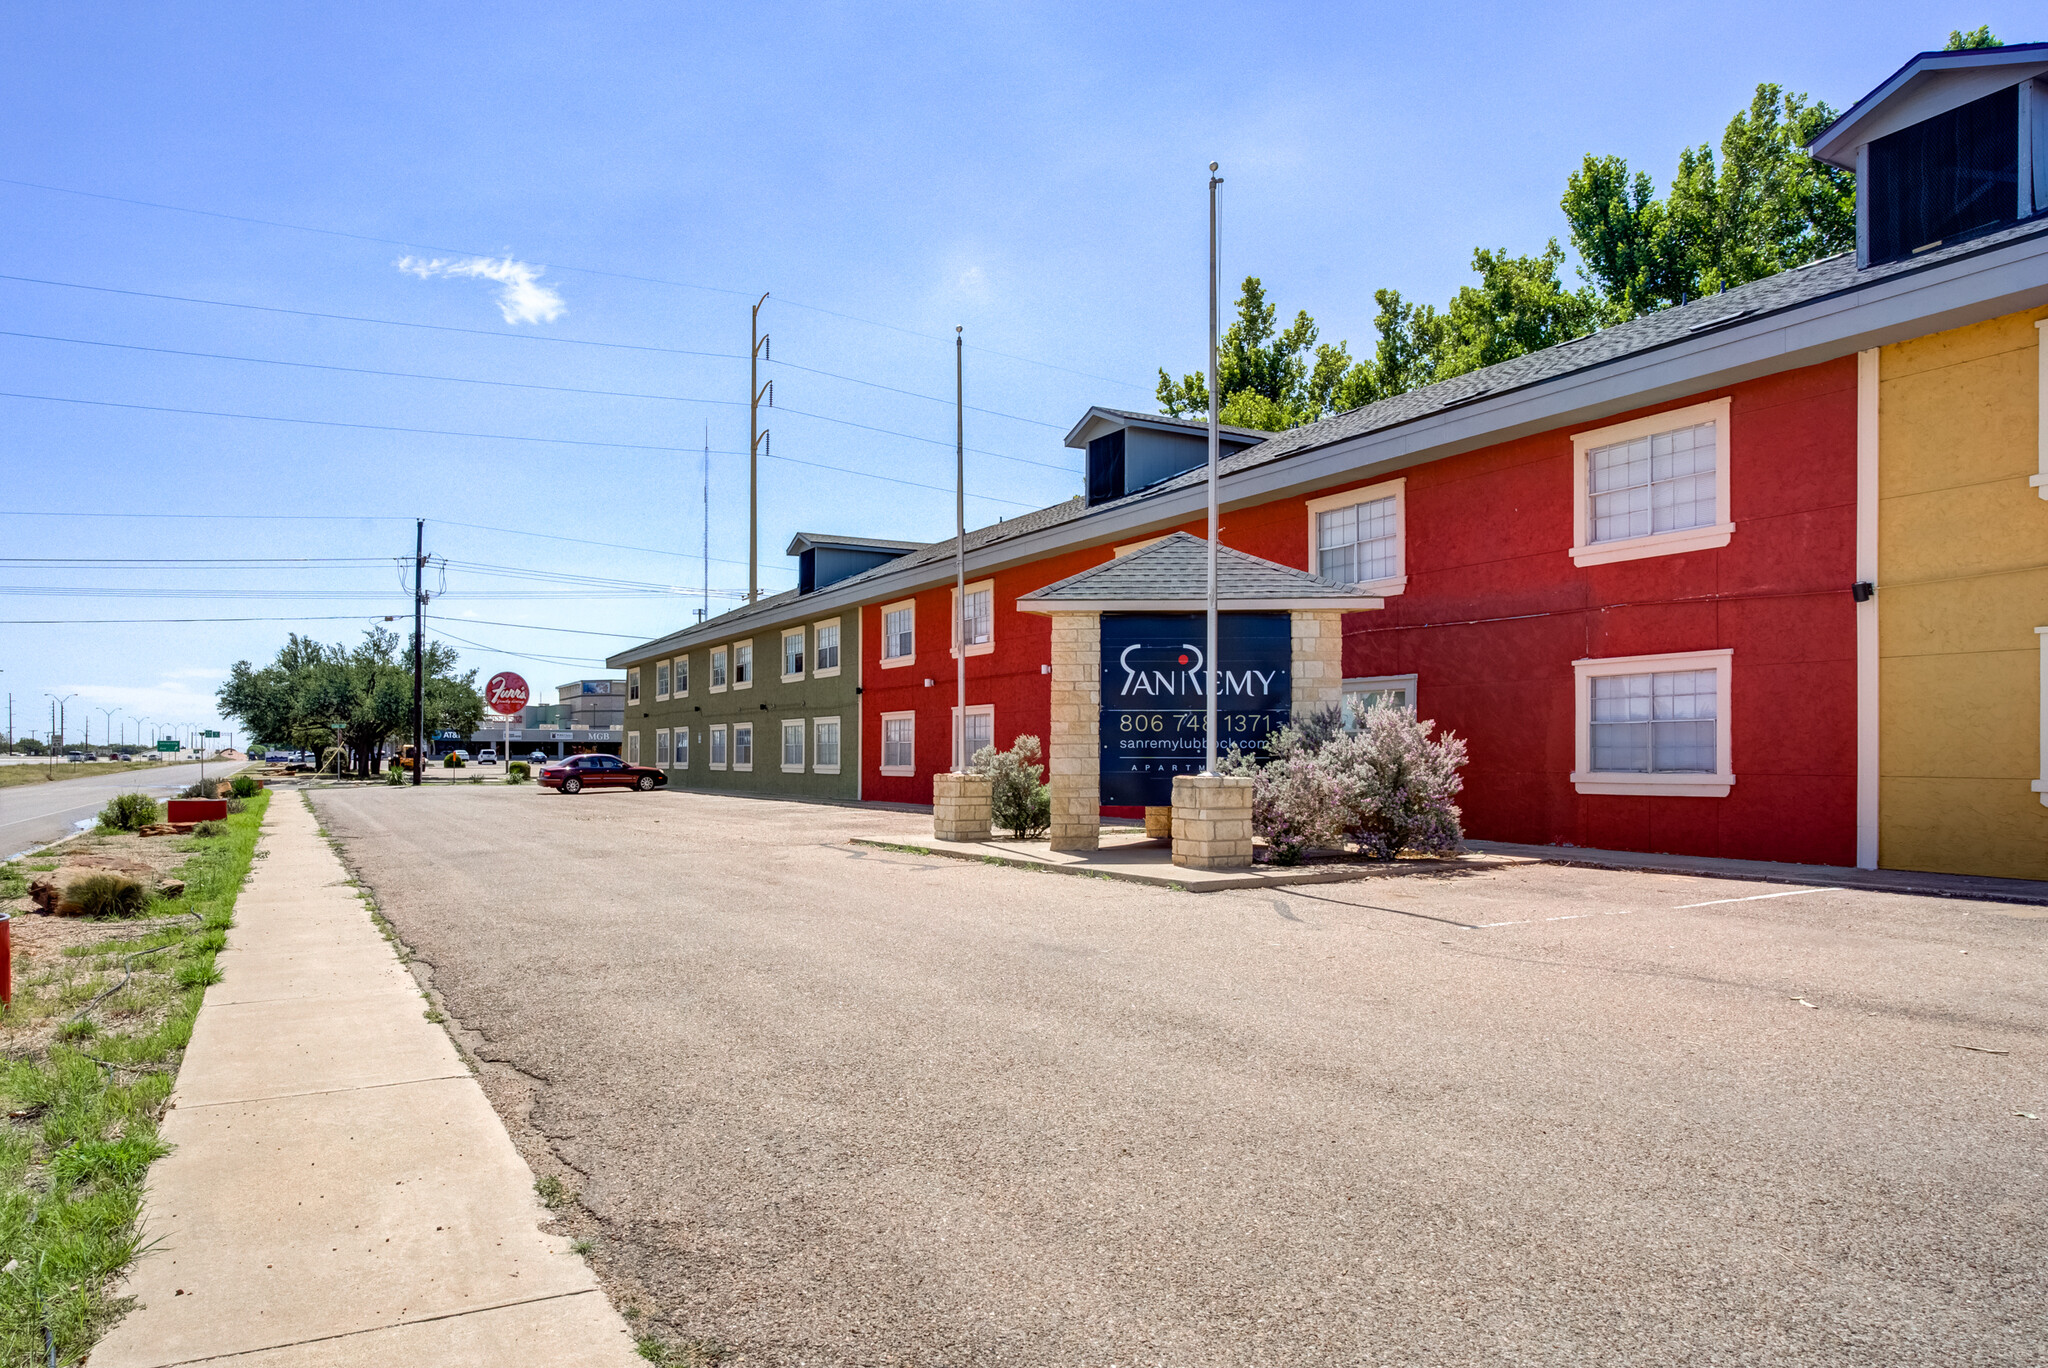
top-left (1878, 306), bottom-right (2048, 879)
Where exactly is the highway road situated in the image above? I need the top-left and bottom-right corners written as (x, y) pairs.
top-left (0, 762), bottom-right (226, 859)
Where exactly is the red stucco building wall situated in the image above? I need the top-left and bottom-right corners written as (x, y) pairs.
top-left (863, 359), bottom-right (1859, 865)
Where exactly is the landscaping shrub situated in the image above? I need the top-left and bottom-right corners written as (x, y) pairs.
top-left (65, 873), bottom-right (150, 918)
top-left (506, 762), bottom-right (530, 783)
top-left (442, 753), bottom-right (465, 769)
top-left (229, 774), bottom-right (257, 798)
top-left (97, 792), bottom-right (160, 833)
top-left (385, 765), bottom-right (405, 786)
top-left (191, 820), bottom-right (227, 838)
top-left (1221, 701), bottom-right (1468, 862)
top-left (224, 796), bottom-right (247, 814)
top-left (970, 735), bottom-right (1052, 839)
top-left (179, 777), bottom-right (223, 800)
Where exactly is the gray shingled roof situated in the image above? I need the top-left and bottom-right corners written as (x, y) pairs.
top-left (784, 532), bottom-right (925, 555)
top-left (1091, 215), bottom-right (2048, 513)
top-left (1064, 405), bottom-right (1272, 446)
top-left (1017, 532), bottom-right (1380, 608)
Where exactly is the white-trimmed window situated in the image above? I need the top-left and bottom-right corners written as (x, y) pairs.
top-left (881, 600), bottom-right (915, 667)
top-left (674, 727), bottom-right (690, 769)
top-left (814, 716), bottom-right (842, 774)
top-left (1307, 478), bottom-right (1406, 594)
top-left (781, 719), bottom-right (805, 772)
top-left (655, 661), bottom-right (671, 701)
top-left (1342, 674), bottom-right (1418, 729)
top-left (952, 703), bottom-right (994, 766)
top-left (952, 581), bottom-right (994, 657)
top-left (627, 731), bottom-right (641, 765)
top-left (782, 629), bottom-right (806, 682)
top-left (709, 724), bottom-right (728, 770)
top-left (733, 641), bottom-right (753, 689)
top-left (674, 656), bottom-right (689, 697)
top-left (880, 711), bottom-right (916, 774)
top-left (627, 669), bottom-right (641, 704)
top-left (814, 619), bottom-right (842, 677)
top-left (1572, 649), bottom-right (1733, 797)
top-left (732, 722), bottom-right (753, 771)
top-left (710, 647), bottom-right (729, 693)
top-left (1570, 398), bottom-right (1733, 567)
top-left (655, 728), bottom-right (671, 767)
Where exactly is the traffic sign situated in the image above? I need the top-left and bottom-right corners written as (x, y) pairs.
top-left (484, 671), bottom-right (530, 717)
top-left (202, 730), bottom-right (221, 738)
top-left (156, 739), bottom-right (178, 752)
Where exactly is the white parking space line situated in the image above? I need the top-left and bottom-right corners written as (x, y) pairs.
top-left (1671, 887), bottom-right (1838, 909)
top-left (1470, 884), bottom-right (1844, 929)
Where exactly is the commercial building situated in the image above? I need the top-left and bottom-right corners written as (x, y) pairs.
top-left (608, 42), bottom-right (2048, 879)
top-left (456, 678), bottom-right (626, 758)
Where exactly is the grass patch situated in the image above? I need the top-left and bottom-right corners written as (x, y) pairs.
top-left (0, 789), bottom-right (269, 1363)
top-left (636, 1334), bottom-right (725, 1365)
top-left (533, 1175), bottom-right (570, 1209)
top-left (0, 762), bottom-right (166, 791)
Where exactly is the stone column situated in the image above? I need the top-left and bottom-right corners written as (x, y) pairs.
top-left (1171, 773), bottom-right (1254, 869)
top-left (1144, 806), bottom-right (1173, 838)
top-left (1048, 611), bottom-right (1101, 851)
top-left (1291, 610), bottom-right (1345, 717)
top-left (932, 772), bottom-right (992, 843)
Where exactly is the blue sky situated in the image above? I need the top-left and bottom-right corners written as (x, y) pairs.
top-left (0, 2), bottom-right (2029, 744)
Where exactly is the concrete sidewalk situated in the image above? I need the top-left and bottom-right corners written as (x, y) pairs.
top-left (95, 795), bottom-right (641, 1367)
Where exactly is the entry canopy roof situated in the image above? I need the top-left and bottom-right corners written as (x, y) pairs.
top-left (1016, 532), bottom-right (1385, 614)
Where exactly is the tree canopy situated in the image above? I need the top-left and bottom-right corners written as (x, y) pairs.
top-left (216, 627), bottom-right (482, 775)
top-left (1159, 67), bottom-right (1900, 430)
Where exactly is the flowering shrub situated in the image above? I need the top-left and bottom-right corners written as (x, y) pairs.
top-left (971, 734), bottom-right (1052, 839)
top-left (1222, 702), bottom-right (1467, 862)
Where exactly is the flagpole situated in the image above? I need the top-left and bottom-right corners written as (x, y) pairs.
top-left (954, 325), bottom-right (967, 772)
top-left (1202, 162), bottom-right (1223, 776)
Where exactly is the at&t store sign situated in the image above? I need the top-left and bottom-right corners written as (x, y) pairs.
top-left (1098, 612), bottom-right (1291, 805)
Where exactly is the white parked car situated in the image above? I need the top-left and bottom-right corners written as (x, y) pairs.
top-left (478, 748), bottom-right (497, 764)
top-left (452, 749), bottom-right (471, 762)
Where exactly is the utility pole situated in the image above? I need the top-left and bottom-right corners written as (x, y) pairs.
top-left (953, 326), bottom-right (967, 772)
top-left (412, 518), bottom-right (426, 787)
top-left (748, 293), bottom-right (771, 603)
top-left (703, 423), bottom-right (711, 622)
top-left (1202, 161), bottom-right (1223, 777)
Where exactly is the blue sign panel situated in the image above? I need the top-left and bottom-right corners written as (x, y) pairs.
top-left (1099, 612), bottom-right (1291, 806)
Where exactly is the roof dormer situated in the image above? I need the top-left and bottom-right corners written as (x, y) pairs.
top-left (784, 532), bottom-right (921, 594)
top-left (1064, 407), bottom-right (1266, 508)
top-left (1809, 43), bottom-right (2048, 267)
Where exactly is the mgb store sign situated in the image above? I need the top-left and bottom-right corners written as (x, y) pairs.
top-left (1098, 612), bottom-right (1291, 805)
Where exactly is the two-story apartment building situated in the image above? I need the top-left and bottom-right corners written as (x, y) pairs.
top-left (611, 42), bottom-right (2048, 879)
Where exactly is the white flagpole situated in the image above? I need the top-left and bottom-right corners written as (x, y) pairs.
top-left (1203, 162), bottom-right (1223, 776)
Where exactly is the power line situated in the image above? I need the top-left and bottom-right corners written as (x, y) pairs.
top-left (0, 272), bottom-right (743, 359)
top-left (0, 174), bottom-right (1152, 392)
top-left (0, 330), bottom-right (1079, 468)
top-left (0, 391), bottom-right (1049, 505)
top-left (0, 509), bottom-right (800, 576)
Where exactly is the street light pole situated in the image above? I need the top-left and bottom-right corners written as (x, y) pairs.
top-left (1202, 162), bottom-right (1223, 776)
top-left (99, 707), bottom-right (119, 756)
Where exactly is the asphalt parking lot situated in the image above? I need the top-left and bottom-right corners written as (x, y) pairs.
top-left (311, 783), bottom-right (2048, 1367)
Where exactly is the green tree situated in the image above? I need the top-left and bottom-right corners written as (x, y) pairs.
top-left (217, 628), bottom-right (482, 777)
top-left (1944, 26), bottom-right (1999, 49)
top-left (1563, 83), bottom-right (1853, 317)
top-left (1157, 277), bottom-right (1358, 430)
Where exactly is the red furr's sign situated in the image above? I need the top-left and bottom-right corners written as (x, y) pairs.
top-left (484, 672), bottom-right (530, 716)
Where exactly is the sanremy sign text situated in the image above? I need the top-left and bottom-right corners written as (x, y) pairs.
top-left (1098, 612), bottom-right (1291, 806)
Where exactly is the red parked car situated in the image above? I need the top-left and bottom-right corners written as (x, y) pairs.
top-left (538, 753), bottom-right (668, 794)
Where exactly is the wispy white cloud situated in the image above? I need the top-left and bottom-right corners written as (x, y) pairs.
top-left (396, 255), bottom-right (566, 324)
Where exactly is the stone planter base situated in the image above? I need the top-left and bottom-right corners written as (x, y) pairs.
top-left (1170, 773), bottom-right (1254, 870)
top-left (1144, 806), bottom-right (1173, 838)
top-left (932, 772), bottom-right (993, 843)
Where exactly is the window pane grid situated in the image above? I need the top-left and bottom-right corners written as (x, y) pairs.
top-left (882, 717), bottom-right (914, 769)
top-left (885, 608), bottom-right (914, 659)
top-left (962, 590), bottom-right (992, 646)
top-left (1317, 495), bottom-right (1397, 583)
top-left (733, 725), bottom-right (752, 766)
top-left (783, 633), bottom-right (804, 676)
top-left (817, 625), bottom-right (839, 670)
top-left (1588, 422), bottom-right (1716, 544)
top-left (1589, 669), bottom-right (1718, 773)
top-left (816, 720), bottom-right (840, 769)
top-left (782, 721), bottom-right (804, 767)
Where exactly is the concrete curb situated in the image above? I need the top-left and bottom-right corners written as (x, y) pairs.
top-left (849, 836), bottom-right (1523, 893)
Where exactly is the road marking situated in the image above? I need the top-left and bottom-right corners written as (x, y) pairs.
top-left (1672, 887), bottom-right (1837, 909)
top-left (1469, 885), bottom-right (1842, 929)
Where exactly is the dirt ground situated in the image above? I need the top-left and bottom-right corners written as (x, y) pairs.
top-left (313, 783), bottom-right (2048, 1368)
